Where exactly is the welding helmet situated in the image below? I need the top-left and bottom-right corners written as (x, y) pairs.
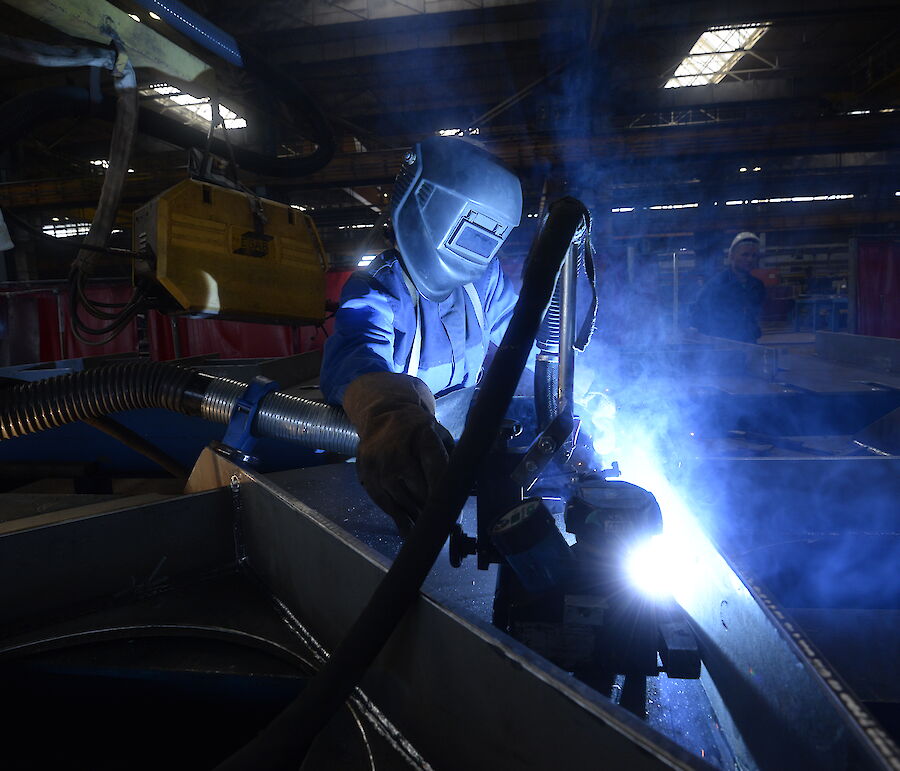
top-left (390, 136), bottom-right (523, 302)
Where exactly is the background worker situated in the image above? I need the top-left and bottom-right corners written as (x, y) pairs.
top-left (320, 136), bottom-right (524, 534)
top-left (691, 231), bottom-right (766, 343)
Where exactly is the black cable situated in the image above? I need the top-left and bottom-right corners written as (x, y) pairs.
top-left (213, 197), bottom-right (590, 771)
top-left (73, 271), bottom-right (143, 321)
top-left (69, 279), bottom-right (148, 347)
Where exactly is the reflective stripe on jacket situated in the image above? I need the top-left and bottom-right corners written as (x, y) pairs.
top-left (320, 249), bottom-right (519, 405)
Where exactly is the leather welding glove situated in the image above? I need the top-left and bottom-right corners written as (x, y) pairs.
top-left (343, 371), bottom-right (455, 535)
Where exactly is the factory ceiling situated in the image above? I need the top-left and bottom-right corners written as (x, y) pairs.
top-left (0, 0), bottom-right (898, 266)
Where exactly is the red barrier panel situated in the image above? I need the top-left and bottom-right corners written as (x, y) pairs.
top-left (857, 241), bottom-right (900, 339)
top-left (0, 270), bottom-right (355, 366)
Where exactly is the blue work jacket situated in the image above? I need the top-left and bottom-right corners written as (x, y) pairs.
top-left (321, 249), bottom-right (519, 405)
top-left (690, 268), bottom-right (766, 343)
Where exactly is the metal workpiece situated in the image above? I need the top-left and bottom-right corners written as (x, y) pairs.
top-left (228, 458), bottom-right (716, 771)
top-left (674, 454), bottom-right (900, 770)
top-left (664, 455), bottom-right (900, 771)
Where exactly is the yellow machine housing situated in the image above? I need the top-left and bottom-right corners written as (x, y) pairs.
top-left (133, 179), bottom-right (328, 324)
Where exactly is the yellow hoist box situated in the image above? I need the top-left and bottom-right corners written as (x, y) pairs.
top-left (133, 178), bottom-right (329, 324)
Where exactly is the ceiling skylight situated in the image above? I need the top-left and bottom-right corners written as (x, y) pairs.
top-left (140, 84), bottom-right (247, 129)
top-left (664, 23), bottom-right (770, 89)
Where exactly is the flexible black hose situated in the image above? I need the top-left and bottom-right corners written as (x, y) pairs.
top-left (213, 196), bottom-right (589, 771)
top-left (0, 361), bottom-right (359, 455)
top-left (0, 362), bottom-right (209, 440)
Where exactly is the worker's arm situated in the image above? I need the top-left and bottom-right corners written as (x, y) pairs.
top-left (321, 260), bottom-right (453, 535)
top-left (320, 266), bottom-right (403, 405)
top-left (343, 371), bottom-right (454, 535)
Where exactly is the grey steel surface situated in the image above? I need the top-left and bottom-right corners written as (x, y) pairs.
top-left (786, 609), bottom-right (900, 704)
top-left (238, 461), bottom-right (718, 771)
top-left (673, 455), bottom-right (900, 771)
top-left (0, 488), bottom-right (235, 634)
top-left (816, 331), bottom-right (900, 374)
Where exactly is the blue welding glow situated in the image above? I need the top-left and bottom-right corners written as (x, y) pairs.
top-left (577, 391), bottom-right (711, 606)
top-left (577, 390), bottom-right (617, 457)
top-left (625, 534), bottom-right (672, 598)
top-left (133, 0), bottom-right (244, 67)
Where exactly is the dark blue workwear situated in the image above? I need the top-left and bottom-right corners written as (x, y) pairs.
top-left (691, 268), bottom-right (766, 343)
top-left (321, 250), bottom-right (519, 405)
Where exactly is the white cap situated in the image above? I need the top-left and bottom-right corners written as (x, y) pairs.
top-left (730, 231), bottom-right (760, 251)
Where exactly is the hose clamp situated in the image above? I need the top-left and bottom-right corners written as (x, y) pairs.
top-left (221, 375), bottom-right (280, 462)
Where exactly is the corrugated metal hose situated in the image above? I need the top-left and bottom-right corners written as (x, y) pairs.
top-left (0, 361), bottom-right (359, 456)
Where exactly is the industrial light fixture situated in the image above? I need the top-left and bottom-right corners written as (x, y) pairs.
top-left (728, 194), bottom-right (854, 205)
top-left (89, 159), bottom-right (134, 173)
top-left (43, 221), bottom-right (91, 238)
top-left (128, 13), bottom-right (141, 22)
top-left (357, 254), bottom-right (376, 267)
top-left (649, 202), bottom-right (699, 210)
top-left (149, 11), bottom-right (161, 20)
top-left (436, 127), bottom-right (480, 137)
top-left (140, 84), bottom-right (247, 130)
top-left (664, 23), bottom-right (770, 89)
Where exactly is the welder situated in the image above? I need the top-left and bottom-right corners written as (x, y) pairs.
top-left (321, 136), bottom-right (524, 534)
top-left (690, 231), bottom-right (766, 343)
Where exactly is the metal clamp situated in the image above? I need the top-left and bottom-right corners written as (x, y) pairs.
top-left (511, 405), bottom-right (576, 491)
top-left (221, 375), bottom-right (280, 461)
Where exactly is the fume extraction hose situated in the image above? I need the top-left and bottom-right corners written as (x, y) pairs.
top-left (0, 361), bottom-right (359, 457)
top-left (213, 196), bottom-right (590, 771)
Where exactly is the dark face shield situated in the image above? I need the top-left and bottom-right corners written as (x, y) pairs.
top-left (391, 137), bottom-right (523, 302)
